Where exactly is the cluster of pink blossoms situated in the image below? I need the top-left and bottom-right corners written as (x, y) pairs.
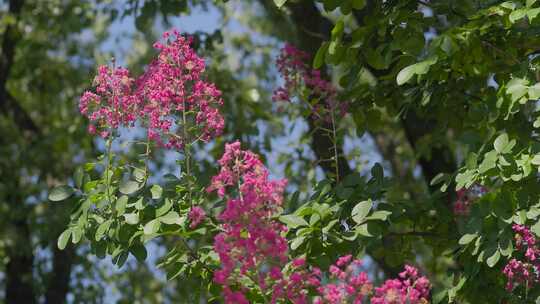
top-left (371, 265), bottom-right (431, 304)
top-left (79, 65), bottom-right (140, 138)
top-left (188, 206), bottom-right (206, 229)
top-left (272, 44), bottom-right (347, 121)
top-left (208, 141), bottom-right (288, 303)
top-left (208, 142), bottom-right (431, 303)
top-left (503, 224), bottom-right (540, 291)
top-left (79, 29), bottom-right (224, 149)
top-left (136, 29), bottom-right (224, 148)
top-left (269, 257), bottom-right (321, 304)
top-left (453, 184), bottom-right (487, 216)
top-left (314, 255), bottom-right (373, 304)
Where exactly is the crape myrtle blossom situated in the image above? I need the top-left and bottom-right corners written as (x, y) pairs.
top-left (503, 224), bottom-right (540, 291)
top-left (188, 206), bottom-right (206, 229)
top-left (208, 142), bottom-right (432, 303)
top-left (79, 29), bottom-right (224, 149)
top-left (79, 65), bottom-right (140, 138)
top-left (135, 29), bottom-right (224, 149)
top-left (371, 265), bottom-right (430, 304)
top-left (272, 43), bottom-right (347, 121)
top-left (208, 141), bottom-right (289, 303)
top-left (314, 255), bottom-right (374, 304)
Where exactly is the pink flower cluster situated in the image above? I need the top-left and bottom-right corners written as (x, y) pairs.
top-left (270, 258), bottom-right (321, 304)
top-left (79, 65), bottom-right (140, 138)
top-left (371, 265), bottom-right (431, 304)
top-left (188, 206), bottom-right (206, 229)
top-left (136, 29), bottom-right (224, 148)
top-left (503, 224), bottom-right (540, 291)
top-left (453, 184), bottom-right (487, 216)
top-left (207, 143), bottom-right (432, 303)
top-left (314, 255), bottom-right (373, 304)
top-left (208, 141), bottom-right (289, 302)
top-left (273, 44), bottom-right (347, 121)
top-left (79, 29), bottom-right (224, 148)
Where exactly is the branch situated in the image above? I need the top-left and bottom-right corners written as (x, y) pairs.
top-left (0, 0), bottom-right (39, 136)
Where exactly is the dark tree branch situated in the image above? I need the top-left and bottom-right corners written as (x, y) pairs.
top-left (0, 0), bottom-right (39, 135)
top-left (401, 110), bottom-right (456, 195)
top-left (1, 92), bottom-right (39, 134)
top-left (5, 212), bottom-right (35, 304)
top-left (45, 245), bottom-right (75, 304)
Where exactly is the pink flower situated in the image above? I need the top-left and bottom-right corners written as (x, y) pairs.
top-left (503, 224), bottom-right (540, 291)
top-left (135, 29), bottom-right (224, 149)
top-left (371, 265), bottom-right (430, 304)
top-left (79, 29), bottom-right (224, 150)
top-left (292, 258), bottom-right (306, 267)
top-left (336, 254), bottom-right (353, 267)
top-left (210, 142), bottom-right (289, 303)
top-left (79, 65), bottom-right (140, 135)
top-left (272, 44), bottom-right (348, 120)
top-left (188, 206), bottom-right (206, 229)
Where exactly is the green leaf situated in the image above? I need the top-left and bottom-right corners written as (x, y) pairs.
top-left (479, 150), bottom-right (498, 173)
top-left (529, 83), bottom-right (540, 100)
top-left (509, 8), bottom-right (527, 23)
top-left (279, 214), bottom-right (309, 229)
top-left (430, 173), bottom-right (448, 186)
top-left (133, 167), bottom-right (146, 182)
top-left (124, 213), bottom-right (139, 225)
top-left (313, 42), bottom-right (329, 69)
top-left (351, 200), bottom-right (372, 224)
top-left (366, 210), bottom-right (391, 221)
top-left (143, 219), bottom-right (161, 235)
top-left (159, 211), bottom-right (183, 225)
top-left (291, 236), bottom-right (306, 250)
top-left (57, 229), bottom-right (72, 250)
top-left (156, 198), bottom-right (173, 217)
top-left (71, 227), bottom-right (82, 244)
top-left (273, 0), bottom-right (287, 8)
top-left (74, 167), bottom-right (84, 189)
top-left (486, 249), bottom-right (501, 267)
top-left (119, 180), bottom-right (141, 195)
top-left (531, 154), bottom-right (540, 165)
top-left (396, 64), bottom-right (416, 85)
top-left (458, 233), bottom-right (477, 245)
top-left (527, 7), bottom-right (540, 20)
top-left (115, 195), bottom-right (128, 216)
top-left (331, 19), bottom-right (344, 39)
top-left (494, 133), bottom-right (509, 153)
top-left (95, 219), bottom-right (113, 241)
top-left (356, 224), bottom-right (372, 237)
top-left (396, 57), bottom-right (437, 85)
top-left (49, 185), bottom-right (74, 202)
top-left (113, 251), bottom-right (129, 267)
top-left (150, 184), bottom-right (163, 200)
top-left (371, 163), bottom-right (384, 181)
top-left (336, 186), bottom-right (353, 199)
top-left (506, 77), bottom-right (529, 102)
top-left (129, 244), bottom-right (147, 262)
top-left (532, 220), bottom-right (540, 237)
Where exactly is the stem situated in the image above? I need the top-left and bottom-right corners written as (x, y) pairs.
top-left (105, 134), bottom-right (113, 204)
top-left (144, 136), bottom-right (150, 179)
top-left (330, 106), bottom-right (339, 183)
top-left (182, 99), bottom-right (193, 206)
